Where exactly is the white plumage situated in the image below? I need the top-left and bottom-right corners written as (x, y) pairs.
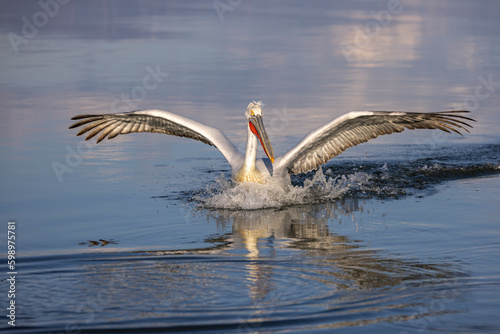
top-left (70, 102), bottom-right (474, 185)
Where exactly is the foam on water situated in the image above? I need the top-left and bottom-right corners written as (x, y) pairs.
top-left (193, 159), bottom-right (499, 210)
top-left (195, 169), bottom-right (375, 210)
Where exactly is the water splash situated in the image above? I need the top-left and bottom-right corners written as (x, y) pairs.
top-left (193, 160), bottom-right (499, 210)
top-left (195, 167), bottom-right (389, 210)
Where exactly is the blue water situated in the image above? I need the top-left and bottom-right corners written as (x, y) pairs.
top-left (1, 1), bottom-right (500, 333)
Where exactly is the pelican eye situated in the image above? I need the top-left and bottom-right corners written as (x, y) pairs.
top-left (250, 110), bottom-right (254, 115)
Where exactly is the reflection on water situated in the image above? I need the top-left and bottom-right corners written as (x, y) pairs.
top-left (17, 199), bottom-right (468, 333)
top-left (14, 198), bottom-right (468, 333)
top-left (213, 199), bottom-right (465, 288)
top-left (1, 0), bottom-right (499, 333)
top-left (14, 145), bottom-right (494, 332)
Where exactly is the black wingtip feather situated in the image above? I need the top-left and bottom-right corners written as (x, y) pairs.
top-left (71, 114), bottom-right (100, 120)
top-left (69, 116), bottom-right (104, 129)
top-left (437, 110), bottom-right (476, 123)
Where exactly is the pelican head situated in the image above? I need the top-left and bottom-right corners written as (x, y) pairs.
top-left (245, 101), bottom-right (275, 163)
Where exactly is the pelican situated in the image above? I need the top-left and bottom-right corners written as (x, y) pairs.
top-left (69, 101), bottom-right (474, 185)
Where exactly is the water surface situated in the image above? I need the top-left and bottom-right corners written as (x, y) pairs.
top-left (1, 1), bottom-right (499, 333)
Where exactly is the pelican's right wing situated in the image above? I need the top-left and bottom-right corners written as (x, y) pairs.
top-left (69, 109), bottom-right (243, 167)
top-left (273, 110), bottom-right (474, 176)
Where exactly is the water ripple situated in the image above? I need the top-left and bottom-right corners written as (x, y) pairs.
top-left (12, 240), bottom-right (470, 333)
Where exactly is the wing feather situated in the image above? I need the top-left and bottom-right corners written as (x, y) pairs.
top-left (130, 122), bottom-right (141, 133)
top-left (96, 120), bottom-right (120, 143)
top-left (274, 110), bottom-right (475, 176)
top-left (70, 116), bottom-right (103, 129)
top-left (107, 122), bottom-right (128, 139)
top-left (69, 109), bottom-right (242, 166)
top-left (76, 119), bottom-right (108, 136)
top-left (85, 120), bottom-right (117, 140)
top-left (121, 122), bottom-right (135, 134)
top-left (137, 122), bottom-right (146, 133)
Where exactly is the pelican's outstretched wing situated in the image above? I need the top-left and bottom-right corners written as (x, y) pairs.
top-left (273, 110), bottom-right (475, 176)
top-left (69, 109), bottom-right (242, 166)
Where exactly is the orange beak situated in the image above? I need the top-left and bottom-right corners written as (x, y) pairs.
top-left (249, 114), bottom-right (275, 163)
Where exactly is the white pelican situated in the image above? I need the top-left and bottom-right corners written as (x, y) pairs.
top-left (69, 101), bottom-right (474, 184)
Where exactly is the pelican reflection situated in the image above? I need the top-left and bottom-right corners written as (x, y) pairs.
top-left (205, 199), bottom-right (463, 301)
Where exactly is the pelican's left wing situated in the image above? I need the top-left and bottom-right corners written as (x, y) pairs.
top-left (69, 109), bottom-right (242, 166)
top-left (273, 110), bottom-right (474, 176)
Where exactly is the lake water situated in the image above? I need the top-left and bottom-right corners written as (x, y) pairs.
top-left (1, 1), bottom-right (500, 333)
